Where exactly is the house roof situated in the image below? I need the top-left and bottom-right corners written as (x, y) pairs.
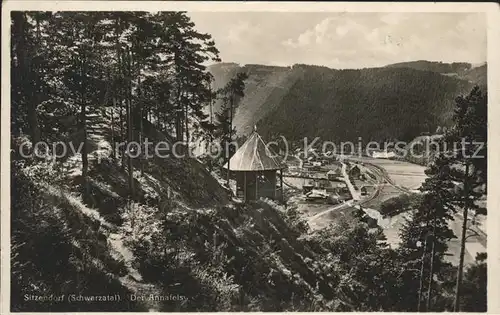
top-left (350, 165), bottom-right (361, 171)
top-left (223, 132), bottom-right (284, 171)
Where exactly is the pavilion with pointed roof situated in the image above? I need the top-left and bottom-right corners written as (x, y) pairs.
top-left (223, 128), bottom-right (285, 203)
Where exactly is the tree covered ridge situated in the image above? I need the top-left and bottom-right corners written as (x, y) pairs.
top-left (260, 66), bottom-right (474, 143)
top-left (386, 60), bottom-right (475, 73)
top-left (385, 60), bottom-right (487, 88)
top-left (10, 11), bottom-right (487, 312)
top-left (208, 61), bottom-right (484, 143)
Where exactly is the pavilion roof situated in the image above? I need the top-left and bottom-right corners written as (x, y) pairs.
top-left (223, 132), bottom-right (284, 171)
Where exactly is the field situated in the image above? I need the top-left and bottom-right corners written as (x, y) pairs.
top-left (307, 205), bottom-right (360, 230)
top-left (362, 183), bottom-right (401, 209)
top-left (350, 156), bottom-right (428, 190)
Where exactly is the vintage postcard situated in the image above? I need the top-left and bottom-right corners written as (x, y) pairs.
top-left (1, 1), bottom-right (499, 313)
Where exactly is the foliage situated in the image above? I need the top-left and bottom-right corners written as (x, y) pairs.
top-left (10, 162), bottom-right (143, 312)
top-left (459, 253), bottom-right (487, 311)
top-left (379, 193), bottom-right (417, 216)
top-left (211, 72), bottom-right (249, 168)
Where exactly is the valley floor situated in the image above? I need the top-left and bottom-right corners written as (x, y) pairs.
top-left (283, 155), bottom-right (487, 267)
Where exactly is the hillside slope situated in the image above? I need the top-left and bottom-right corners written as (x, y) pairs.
top-left (11, 113), bottom-right (397, 312)
top-left (10, 113), bottom-right (232, 312)
top-left (209, 63), bottom-right (474, 143)
top-left (209, 63), bottom-right (304, 136)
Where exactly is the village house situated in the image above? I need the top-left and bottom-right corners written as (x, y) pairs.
top-left (348, 165), bottom-right (361, 178)
top-left (360, 186), bottom-right (368, 196)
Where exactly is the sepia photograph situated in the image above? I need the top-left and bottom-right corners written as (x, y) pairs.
top-left (2, 1), bottom-right (498, 313)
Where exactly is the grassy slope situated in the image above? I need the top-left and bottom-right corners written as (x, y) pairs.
top-left (232, 65), bottom-right (304, 136)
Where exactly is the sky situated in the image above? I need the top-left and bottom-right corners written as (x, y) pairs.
top-left (187, 12), bottom-right (486, 69)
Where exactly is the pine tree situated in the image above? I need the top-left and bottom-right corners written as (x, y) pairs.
top-left (396, 87), bottom-right (487, 311)
top-left (396, 158), bottom-right (456, 311)
top-left (48, 12), bottom-right (111, 199)
top-left (11, 12), bottom-right (55, 145)
top-left (155, 12), bottom-right (220, 142)
top-left (418, 156), bottom-right (457, 310)
top-left (446, 86), bottom-right (487, 311)
top-left (215, 72), bottom-right (248, 184)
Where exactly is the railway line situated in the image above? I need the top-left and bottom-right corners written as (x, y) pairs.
top-left (354, 160), bottom-right (412, 194)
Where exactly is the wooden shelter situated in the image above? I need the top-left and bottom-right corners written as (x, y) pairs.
top-left (223, 131), bottom-right (285, 202)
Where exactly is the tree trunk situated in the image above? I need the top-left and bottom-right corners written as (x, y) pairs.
top-left (156, 100), bottom-right (161, 129)
top-left (176, 110), bottom-right (182, 141)
top-left (115, 18), bottom-right (125, 168)
top-left (177, 109), bottom-right (184, 142)
top-left (185, 101), bottom-right (189, 145)
top-left (454, 163), bottom-right (471, 311)
top-left (184, 80), bottom-right (189, 145)
top-left (119, 98), bottom-right (126, 170)
top-left (138, 75), bottom-right (144, 176)
top-left (426, 212), bottom-right (437, 311)
top-left (25, 13), bottom-right (41, 145)
top-left (417, 231), bottom-right (428, 312)
top-left (126, 48), bottom-right (135, 199)
top-left (280, 169), bottom-right (284, 205)
top-left (111, 97), bottom-right (116, 161)
top-left (175, 80), bottom-right (183, 142)
top-left (11, 12), bottom-right (30, 136)
top-left (80, 58), bottom-right (89, 200)
top-left (81, 105), bottom-right (89, 184)
top-left (454, 206), bottom-right (469, 311)
top-left (210, 85), bottom-right (214, 124)
top-left (226, 94), bottom-right (234, 186)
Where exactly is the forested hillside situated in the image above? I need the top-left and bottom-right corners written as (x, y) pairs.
top-left (386, 60), bottom-right (487, 87)
top-left (461, 64), bottom-right (487, 87)
top-left (208, 63), bottom-right (304, 136)
top-left (208, 63), bottom-right (476, 143)
top-left (385, 60), bottom-right (472, 74)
